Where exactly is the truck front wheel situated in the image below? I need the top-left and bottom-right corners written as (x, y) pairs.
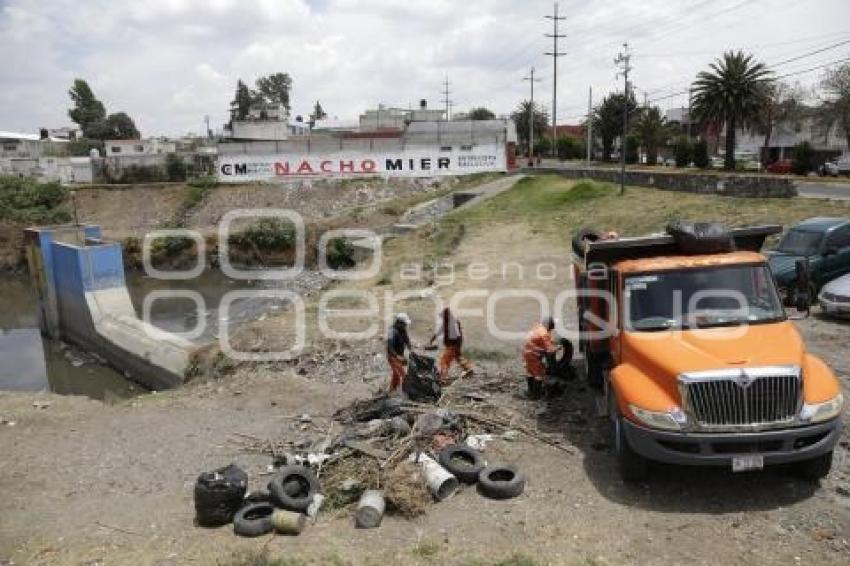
top-left (791, 451), bottom-right (833, 482)
top-left (615, 416), bottom-right (649, 482)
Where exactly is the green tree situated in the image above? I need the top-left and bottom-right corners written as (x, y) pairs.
top-left (593, 92), bottom-right (638, 161)
top-left (818, 62), bottom-right (850, 151)
top-left (756, 81), bottom-right (806, 165)
top-left (673, 136), bottom-right (692, 167)
top-left (791, 141), bottom-right (815, 175)
top-left (692, 139), bottom-right (709, 168)
top-left (105, 112), bottom-right (140, 139)
top-left (229, 80), bottom-right (257, 121)
top-left (468, 107), bottom-right (496, 120)
top-left (255, 72), bottom-right (293, 111)
top-left (309, 100), bottom-right (327, 128)
top-left (691, 50), bottom-right (772, 170)
top-left (511, 100), bottom-right (549, 155)
top-left (68, 79), bottom-right (106, 136)
top-left (633, 106), bottom-right (670, 165)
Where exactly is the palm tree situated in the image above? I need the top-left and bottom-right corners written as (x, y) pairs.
top-left (692, 51), bottom-right (772, 170)
top-left (633, 107), bottom-right (670, 165)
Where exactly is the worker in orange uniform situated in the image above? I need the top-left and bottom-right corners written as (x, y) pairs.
top-left (429, 306), bottom-right (473, 384)
top-left (387, 313), bottom-right (412, 393)
top-left (523, 316), bottom-right (558, 399)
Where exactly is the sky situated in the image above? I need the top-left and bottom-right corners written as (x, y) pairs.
top-left (1, 0), bottom-right (849, 137)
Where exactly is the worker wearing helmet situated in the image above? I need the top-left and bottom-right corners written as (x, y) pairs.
top-left (522, 316), bottom-right (558, 399)
top-left (387, 313), bottom-right (412, 393)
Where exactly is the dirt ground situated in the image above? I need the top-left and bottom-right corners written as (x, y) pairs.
top-left (2, 177), bottom-right (850, 565)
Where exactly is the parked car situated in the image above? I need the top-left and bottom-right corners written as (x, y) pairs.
top-left (767, 159), bottom-right (793, 175)
top-left (767, 217), bottom-right (850, 303)
top-left (835, 155), bottom-right (850, 176)
top-left (819, 161), bottom-right (839, 177)
top-left (819, 274), bottom-right (850, 318)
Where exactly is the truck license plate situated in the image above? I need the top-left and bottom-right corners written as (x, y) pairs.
top-left (732, 455), bottom-right (764, 472)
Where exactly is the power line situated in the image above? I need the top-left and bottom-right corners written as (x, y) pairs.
top-left (770, 39), bottom-right (850, 68)
top-left (545, 2), bottom-right (566, 150)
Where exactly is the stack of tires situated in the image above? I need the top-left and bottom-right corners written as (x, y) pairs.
top-left (193, 463), bottom-right (320, 538)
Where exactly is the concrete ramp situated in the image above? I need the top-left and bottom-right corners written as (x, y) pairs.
top-left (25, 225), bottom-right (194, 390)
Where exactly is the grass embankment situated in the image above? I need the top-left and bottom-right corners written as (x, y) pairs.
top-left (374, 173), bottom-right (850, 287)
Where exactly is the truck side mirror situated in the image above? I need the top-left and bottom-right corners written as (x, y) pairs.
top-left (794, 259), bottom-right (811, 314)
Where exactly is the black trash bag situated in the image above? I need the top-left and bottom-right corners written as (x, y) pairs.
top-left (194, 463), bottom-right (248, 527)
top-left (403, 352), bottom-right (441, 403)
top-left (334, 394), bottom-right (405, 424)
top-left (666, 221), bottom-right (734, 254)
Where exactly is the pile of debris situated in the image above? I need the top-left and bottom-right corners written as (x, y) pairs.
top-left (196, 366), bottom-right (569, 538)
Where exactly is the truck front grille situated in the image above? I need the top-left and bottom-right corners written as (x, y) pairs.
top-left (679, 366), bottom-right (801, 430)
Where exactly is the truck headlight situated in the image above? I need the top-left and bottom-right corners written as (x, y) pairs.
top-left (799, 392), bottom-right (844, 424)
top-left (629, 405), bottom-right (688, 431)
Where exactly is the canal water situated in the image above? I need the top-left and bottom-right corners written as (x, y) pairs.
top-left (0, 269), bottom-right (298, 402)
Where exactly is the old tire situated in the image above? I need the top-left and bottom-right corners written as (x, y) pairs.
top-left (791, 451), bottom-right (833, 482)
top-left (439, 444), bottom-right (485, 484)
top-left (268, 465), bottom-right (320, 512)
top-left (615, 416), bottom-right (649, 483)
top-left (477, 464), bottom-right (526, 499)
top-left (233, 502), bottom-right (275, 537)
top-left (193, 463), bottom-right (248, 527)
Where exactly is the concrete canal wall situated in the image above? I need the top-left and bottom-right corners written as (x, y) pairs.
top-left (25, 225), bottom-right (194, 390)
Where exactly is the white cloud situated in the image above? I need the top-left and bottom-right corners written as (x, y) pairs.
top-left (1, 0), bottom-right (848, 136)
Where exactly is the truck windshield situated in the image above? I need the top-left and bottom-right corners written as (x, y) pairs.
top-left (625, 264), bottom-right (785, 331)
top-left (775, 229), bottom-right (822, 255)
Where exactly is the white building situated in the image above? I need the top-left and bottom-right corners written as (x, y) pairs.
top-left (104, 138), bottom-right (177, 156)
top-left (358, 101), bottom-right (447, 131)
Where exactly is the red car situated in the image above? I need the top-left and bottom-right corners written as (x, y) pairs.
top-left (767, 159), bottom-right (793, 174)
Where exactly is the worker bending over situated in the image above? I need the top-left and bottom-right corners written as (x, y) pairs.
top-left (387, 313), bottom-right (412, 393)
top-left (429, 306), bottom-right (473, 384)
top-left (523, 316), bottom-right (558, 399)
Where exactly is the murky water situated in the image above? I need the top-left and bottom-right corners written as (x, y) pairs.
top-left (0, 274), bottom-right (137, 402)
top-left (0, 268), bottom-right (323, 401)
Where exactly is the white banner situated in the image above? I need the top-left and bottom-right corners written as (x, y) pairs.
top-left (216, 144), bottom-right (506, 182)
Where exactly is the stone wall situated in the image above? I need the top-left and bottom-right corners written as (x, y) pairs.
top-left (538, 166), bottom-right (797, 198)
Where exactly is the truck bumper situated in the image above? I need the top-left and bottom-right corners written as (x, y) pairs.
top-left (622, 418), bottom-right (841, 467)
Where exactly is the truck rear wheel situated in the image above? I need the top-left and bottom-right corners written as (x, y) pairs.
top-left (791, 451), bottom-right (833, 482)
top-left (615, 416), bottom-right (649, 482)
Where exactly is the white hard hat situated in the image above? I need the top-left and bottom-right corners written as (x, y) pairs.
top-left (395, 312), bottom-right (411, 326)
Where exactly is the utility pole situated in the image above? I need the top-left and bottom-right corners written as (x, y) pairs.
top-left (523, 67), bottom-right (542, 164)
top-left (687, 87), bottom-right (693, 139)
top-left (586, 86), bottom-right (593, 164)
top-left (615, 42), bottom-right (632, 195)
top-left (545, 2), bottom-right (566, 158)
top-left (442, 76), bottom-right (452, 121)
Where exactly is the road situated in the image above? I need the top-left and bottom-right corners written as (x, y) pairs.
top-left (797, 180), bottom-right (850, 200)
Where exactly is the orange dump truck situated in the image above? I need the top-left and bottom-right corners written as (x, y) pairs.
top-left (572, 223), bottom-right (843, 481)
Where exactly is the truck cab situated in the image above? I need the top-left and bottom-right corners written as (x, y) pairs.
top-left (573, 223), bottom-right (843, 481)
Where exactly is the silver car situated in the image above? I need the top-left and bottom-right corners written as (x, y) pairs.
top-left (819, 273), bottom-right (850, 317)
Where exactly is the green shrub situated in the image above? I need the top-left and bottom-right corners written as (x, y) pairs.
top-left (229, 218), bottom-right (296, 251)
top-left (0, 175), bottom-right (70, 224)
top-left (533, 136), bottom-right (552, 156)
top-left (165, 153), bottom-right (187, 182)
top-left (188, 174), bottom-right (218, 190)
top-left (692, 139), bottom-right (709, 168)
top-left (555, 135), bottom-right (583, 160)
top-left (325, 237), bottom-right (355, 270)
top-left (792, 141), bottom-right (815, 175)
top-left (105, 164), bottom-right (167, 183)
top-left (673, 137), bottom-right (692, 167)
